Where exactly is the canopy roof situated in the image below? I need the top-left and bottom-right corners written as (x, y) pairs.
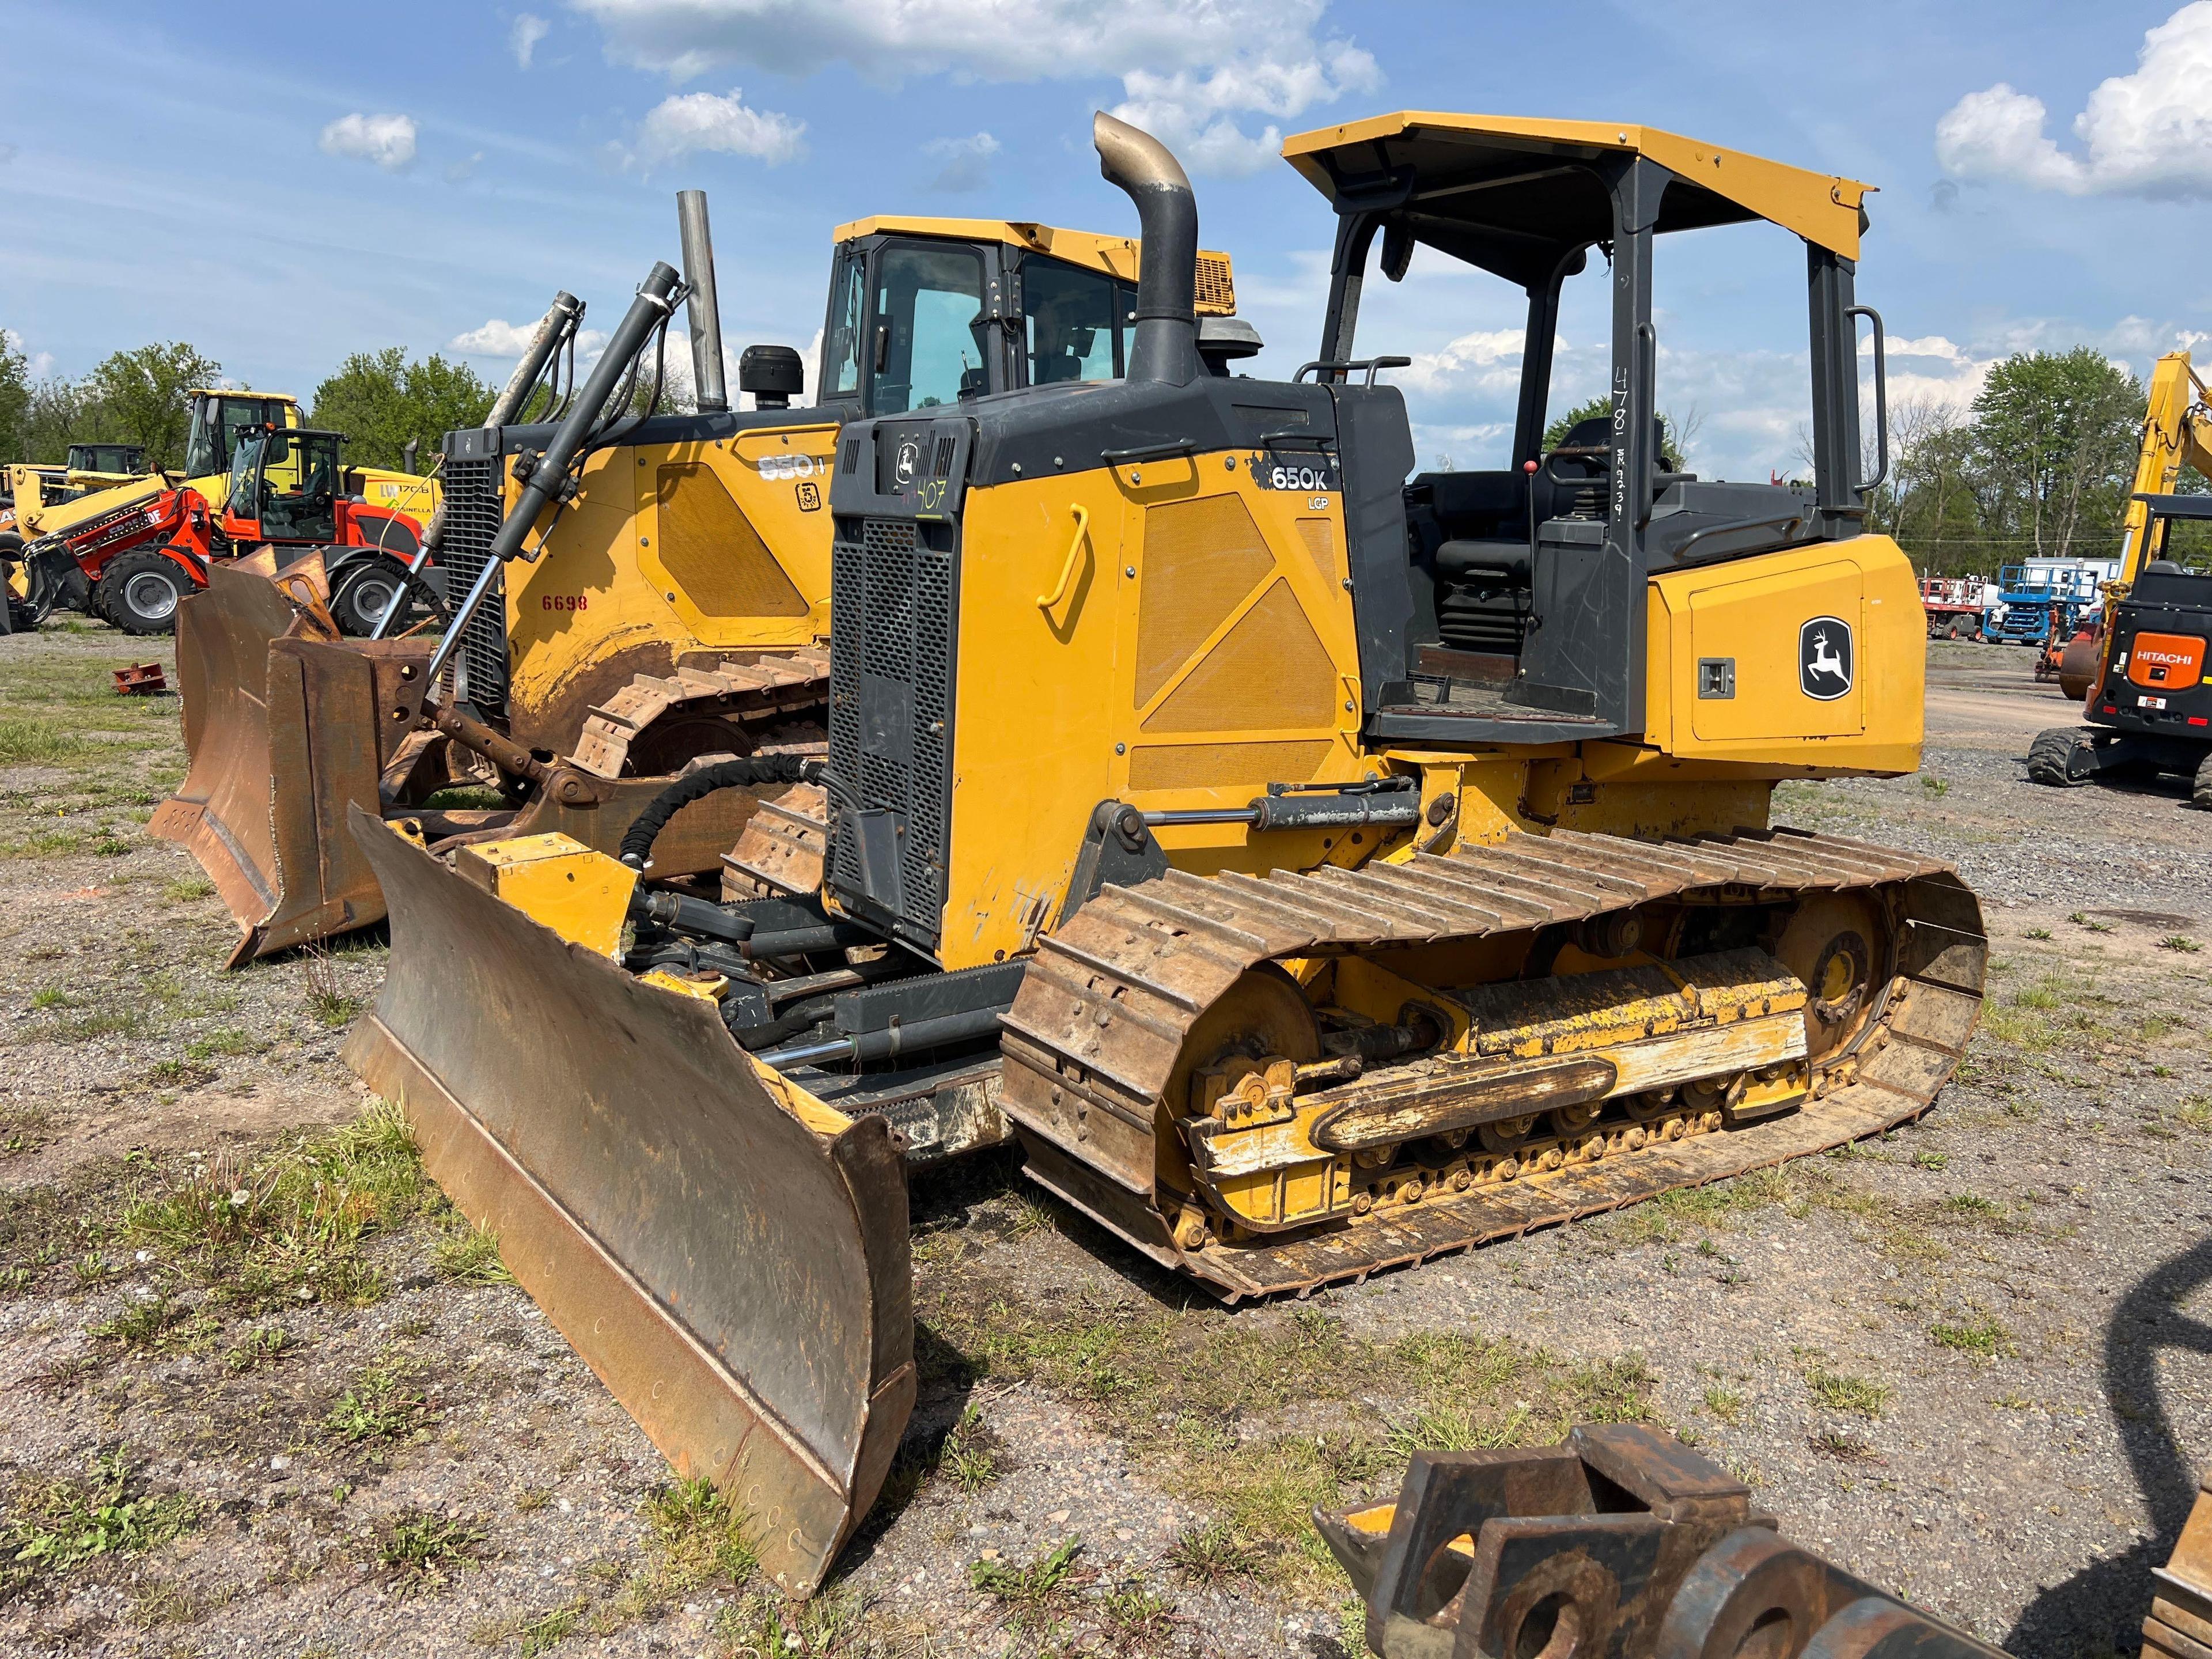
top-left (2135, 491), bottom-right (2212, 520)
top-left (1282, 113), bottom-right (1869, 285)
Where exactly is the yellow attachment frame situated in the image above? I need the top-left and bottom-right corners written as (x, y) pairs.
top-left (452, 833), bottom-right (638, 959)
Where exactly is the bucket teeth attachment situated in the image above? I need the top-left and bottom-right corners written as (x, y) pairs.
top-left (340, 805), bottom-right (913, 1596)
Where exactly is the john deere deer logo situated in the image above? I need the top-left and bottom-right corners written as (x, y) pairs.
top-left (1799, 616), bottom-right (1853, 700)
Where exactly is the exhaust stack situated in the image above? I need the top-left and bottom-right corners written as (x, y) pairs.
top-left (676, 191), bottom-right (729, 412)
top-left (1093, 112), bottom-right (1201, 387)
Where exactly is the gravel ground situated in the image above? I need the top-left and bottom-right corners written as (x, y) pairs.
top-left (0, 624), bottom-right (2205, 1658)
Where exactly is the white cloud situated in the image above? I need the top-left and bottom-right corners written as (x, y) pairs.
top-left (2, 327), bottom-right (53, 378)
top-left (627, 87), bottom-right (805, 167)
top-left (574, 0), bottom-right (1378, 176)
top-left (1935, 2), bottom-right (2212, 198)
top-left (319, 112), bottom-right (418, 171)
top-left (450, 317), bottom-right (608, 359)
top-left (510, 13), bottom-right (551, 69)
top-left (924, 131), bottom-right (998, 194)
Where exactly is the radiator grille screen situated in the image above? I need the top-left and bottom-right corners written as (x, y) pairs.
top-left (827, 513), bottom-right (956, 948)
top-left (439, 456), bottom-right (509, 711)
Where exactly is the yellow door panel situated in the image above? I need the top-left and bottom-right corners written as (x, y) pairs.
top-left (1688, 559), bottom-right (1863, 741)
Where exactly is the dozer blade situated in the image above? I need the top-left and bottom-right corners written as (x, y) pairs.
top-left (153, 562), bottom-right (432, 965)
top-left (339, 804), bottom-right (914, 1597)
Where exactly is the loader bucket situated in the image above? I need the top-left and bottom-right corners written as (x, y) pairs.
top-left (339, 804), bottom-right (915, 1597)
top-left (153, 562), bottom-right (436, 965)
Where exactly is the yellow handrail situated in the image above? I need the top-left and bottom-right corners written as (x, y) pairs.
top-left (1036, 504), bottom-right (1090, 610)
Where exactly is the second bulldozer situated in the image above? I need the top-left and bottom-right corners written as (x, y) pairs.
top-left (154, 196), bottom-right (1244, 963)
top-left (342, 113), bottom-right (1987, 1596)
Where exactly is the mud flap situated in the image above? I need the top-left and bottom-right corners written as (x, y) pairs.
top-left (152, 562), bottom-right (435, 965)
top-left (340, 805), bottom-right (914, 1597)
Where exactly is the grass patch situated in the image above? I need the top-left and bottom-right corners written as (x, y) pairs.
top-left (434, 1222), bottom-right (513, 1285)
top-left (374, 1509), bottom-right (488, 1593)
top-left (921, 1279), bottom-right (1656, 1592)
top-left (161, 874), bottom-right (215, 904)
top-left (90, 1293), bottom-right (191, 1351)
top-left (2179, 1096), bottom-right (2212, 1132)
top-left (224, 1325), bottom-right (291, 1373)
top-left (183, 1026), bottom-right (264, 1061)
top-left (472, 1595), bottom-right (586, 1656)
top-left (1930, 1314), bottom-right (2017, 1358)
top-left (1803, 1364), bottom-right (1891, 1419)
top-left (969, 1536), bottom-right (1086, 1618)
top-left (1167, 1520), bottom-right (1266, 1585)
top-left (2158, 935), bottom-right (2203, 954)
top-left (1, 1446), bottom-right (198, 1594)
top-left (0, 717), bottom-right (90, 766)
top-left (1702, 1386), bottom-right (1746, 1425)
top-left (120, 1101), bottom-right (427, 1310)
top-left (713, 1590), bottom-right (867, 1657)
top-left (638, 1478), bottom-right (759, 1592)
top-left (323, 1356), bottom-right (433, 1447)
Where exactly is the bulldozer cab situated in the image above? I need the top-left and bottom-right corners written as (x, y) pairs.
top-left (225, 426), bottom-right (339, 544)
top-left (64, 442), bottom-right (147, 480)
top-left (183, 390), bottom-right (301, 483)
top-left (1285, 116), bottom-right (1884, 746)
top-left (817, 219), bottom-right (1237, 416)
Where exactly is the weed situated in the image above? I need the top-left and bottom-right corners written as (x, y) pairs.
top-left (374, 1509), bottom-right (488, 1592)
top-left (513, 1487), bottom-right (552, 1514)
top-left (183, 1027), bottom-right (262, 1061)
top-left (2179, 1097), bottom-right (2212, 1132)
top-left (1166, 1521), bottom-right (1265, 1585)
top-left (1803, 1365), bottom-right (1891, 1419)
top-left (1911, 1150), bottom-right (1949, 1171)
top-left (1809, 1430), bottom-right (1881, 1461)
top-left (1100, 1580), bottom-right (1176, 1646)
top-left (90, 834), bottom-right (130, 857)
top-left (970, 1536), bottom-right (1085, 1609)
top-left (138, 1058), bottom-right (214, 1090)
top-left (50, 1005), bottom-right (149, 1043)
top-left (0, 1446), bottom-right (198, 1592)
top-left (224, 1326), bottom-right (291, 1373)
top-left (473, 1596), bottom-right (586, 1656)
top-left (2025, 927), bottom-right (2052, 940)
top-left (1930, 1315), bottom-right (2017, 1359)
top-left (641, 1478), bottom-right (758, 1590)
top-left (1919, 774), bottom-right (1949, 797)
top-left (161, 875), bottom-right (215, 903)
top-left (1941, 1194), bottom-right (2002, 1218)
top-left (323, 1357), bottom-right (433, 1446)
top-left (1703, 1387), bottom-right (1746, 1425)
top-left (29, 986), bottom-right (70, 1011)
top-left (940, 1407), bottom-right (1000, 1493)
top-left (2084, 918), bottom-right (2115, 933)
top-left (714, 1590), bottom-right (868, 1658)
top-left (2158, 935), bottom-right (2203, 954)
top-left (91, 1293), bottom-right (188, 1350)
top-left (435, 1222), bottom-right (514, 1285)
top-left (301, 951), bottom-right (363, 1029)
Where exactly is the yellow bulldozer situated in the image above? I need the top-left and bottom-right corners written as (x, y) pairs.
top-left (339, 112), bottom-right (1987, 1596)
top-left (153, 192), bottom-right (1246, 964)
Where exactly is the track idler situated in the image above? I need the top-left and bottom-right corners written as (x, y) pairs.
top-left (1319, 1423), bottom-right (2007, 1657)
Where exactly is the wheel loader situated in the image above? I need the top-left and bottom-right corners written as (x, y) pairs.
top-left (2029, 350), bottom-right (2212, 803)
top-left (338, 112), bottom-right (1988, 1596)
top-left (153, 192), bottom-right (1246, 964)
top-left (0, 388), bottom-right (440, 631)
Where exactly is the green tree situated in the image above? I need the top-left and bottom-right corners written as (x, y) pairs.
top-left (84, 342), bottom-right (221, 470)
top-left (19, 378), bottom-right (93, 463)
top-left (1541, 395), bottom-right (1696, 467)
top-left (1968, 347), bottom-right (2142, 562)
top-left (0, 333), bottom-right (28, 463)
top-left (310, 348), bottom-right (495, 472)
top-left (1872, 397), bottom-right (1988, 574)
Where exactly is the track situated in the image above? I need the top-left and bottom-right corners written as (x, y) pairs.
top-left (567, 647), bottom-right (831, 779)
top-left (999, 826), bottom-right (1987, 1301)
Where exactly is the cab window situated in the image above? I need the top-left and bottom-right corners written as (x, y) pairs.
top-left (868, 242), bottom-right (987, 414)
top-left (824, 255), bottom-right (863, 397)
top-left (1024, 260), bottom-right (1128, 385)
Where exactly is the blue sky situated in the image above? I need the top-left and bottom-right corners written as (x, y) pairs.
top-left (5, 1), bottom-right (2209, 482)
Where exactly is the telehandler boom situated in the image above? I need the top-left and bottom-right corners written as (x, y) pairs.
top-left (342, 112), bottom-right (1986, 1597)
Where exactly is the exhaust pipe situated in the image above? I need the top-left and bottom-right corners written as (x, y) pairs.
top-left (370, 289), bottom-right (584, 640)
top-left (1093, 111), bottom-right (1201, 387)
top-left (676, 191), bottom-right (728, 413)
top-left (425, 263), bottom-right (684, 686)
